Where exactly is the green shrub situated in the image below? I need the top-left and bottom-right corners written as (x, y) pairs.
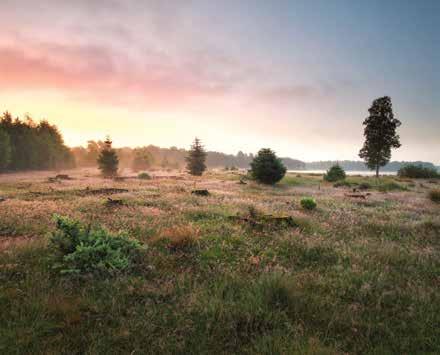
top-left (398, 164), bottom-right (439, 179)
top-left (429, 189), bottom-right (440, 203)
top-left (138, 172), bottom-right (151, 180)
top-left (324, 164), bottom-right (346, 182)
top-left (378, 181), bottom-right (407, 192)
top-left (250, 148), bottom-right (286, 185)
top-left (50, 215), bottom-right (143, 275)
top-left (300, 197), bottom-right (317, 210)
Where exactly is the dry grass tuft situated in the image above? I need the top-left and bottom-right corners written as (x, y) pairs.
top-left (153, 224), bottom-right (200, 251)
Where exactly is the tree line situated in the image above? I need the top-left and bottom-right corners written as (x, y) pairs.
top-left (0, 112), bottom-right (74, 172)
top-left (0, 96), bottom-right (411, 179)
top-left (71, 142), bottom-right (306, 171)
top-left (304, 160), bottom-right (437, 172)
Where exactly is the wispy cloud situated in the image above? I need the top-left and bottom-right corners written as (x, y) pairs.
top-left (0, 36), bottom-right (257, 109)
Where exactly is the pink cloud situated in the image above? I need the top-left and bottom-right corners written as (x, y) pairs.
top-left (0, 37), bottom-right (251, 109)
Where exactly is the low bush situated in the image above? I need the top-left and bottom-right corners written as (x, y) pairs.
top-left (358, 182), bottom-right (371, 190)
top-left (324, 164), bottom-right (346, 182)
top-left (300, 197), bottom-right (317, 210)
top-left (333, 180), bottom-right (351, 188)
top-left (429, 189), bottom-right (440, 203)
top-left (398, 164), bottom-right (439, 179)
top-left (50, 215), bottom-right (143, 275)
top-left (138, 172), bottom-right (151, 180)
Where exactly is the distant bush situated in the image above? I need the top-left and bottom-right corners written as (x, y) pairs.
top-left (333, 180), bottom-right (352, 188)
top-left (250, 148), bottom-right (286, 185)
top-left (138, 172), bottom-right (151, 180)
top-left (300, 197), bottom-right (317, 210)
top-left (429, 189), bottom-right (440, 203)
top-left (50, 215), bottom-right (143, 275)
top-left (324, 164), bottom-right (346, 182)
top-left (358, 182), bottom-right (371, 190)
top-left (132, 148), bottom-right (154, 172)
top-left (398, 164), bottom-right (439, 179)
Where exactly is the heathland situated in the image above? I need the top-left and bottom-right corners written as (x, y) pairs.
top-left (0, 168), bottom-right (439, 354)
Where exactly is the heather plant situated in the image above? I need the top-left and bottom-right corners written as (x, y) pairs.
top-left (50, 215), bottom-right (142, 275)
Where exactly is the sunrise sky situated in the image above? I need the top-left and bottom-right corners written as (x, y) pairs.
top-left (1, 0), bottom-right (438, 163)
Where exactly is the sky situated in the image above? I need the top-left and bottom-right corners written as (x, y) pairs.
top-left (0, 0), bottom-right (439, 163)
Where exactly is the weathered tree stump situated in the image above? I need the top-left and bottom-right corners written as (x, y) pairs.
top-left (105, 198), bottom-right (125, 206)
top-left (191, 189), bottom-right (210, 196)
top-left (228, 214), bottom-right (298, 228)
top-left (55, 174), bottom-right (72, 180)
top-left (345, 193), bottom-right (367, 199)
top-left (84, 187), bottom-right (129, 195)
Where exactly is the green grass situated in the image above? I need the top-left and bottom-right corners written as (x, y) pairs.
top-left (1, 171), bottom-right (439, 354)
top-left (281, 173), bottom-right (321, 186)
top-left (343, 176), bottom-right (409, 192)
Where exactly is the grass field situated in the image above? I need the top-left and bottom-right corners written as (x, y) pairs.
top-left (1, 169), bottom-right (439, 354)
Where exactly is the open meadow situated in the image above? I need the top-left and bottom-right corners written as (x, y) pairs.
top-left (1, 169), bottom-right (439, 354)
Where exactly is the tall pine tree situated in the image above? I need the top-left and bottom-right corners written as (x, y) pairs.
top-left (97, 136), bottom-right (119, 177)
top-left (359, 96), bottom-right (401, 177)
top-left (186, 137), bottom-right (207, 176)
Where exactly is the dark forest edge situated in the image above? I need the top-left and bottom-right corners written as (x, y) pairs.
top-left (0, 111), bottom-right (438, 173)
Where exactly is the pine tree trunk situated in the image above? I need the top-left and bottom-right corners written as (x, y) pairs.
top-left (375, 165), bottom-right (379, 178)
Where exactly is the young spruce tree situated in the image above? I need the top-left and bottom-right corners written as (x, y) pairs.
top-left (186, 137), bottom-right (207, 176)
top-left (97, 136), bottom-right (119, 177)
top-left (359, 96), bottom-right (401, 177)
top-left (250, 148), bottom-right (286, 185)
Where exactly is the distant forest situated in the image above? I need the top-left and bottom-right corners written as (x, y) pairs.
top-left (303, 160), bottom-right (439, 172)
top-left (71, 141), bottom-right (306, 170)
top-left (0, 112), bottom-right (74, 171)
top-left (0, 112), bottom-right (437, 173)
top-left (69, 142), bottom-right (440, 172)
